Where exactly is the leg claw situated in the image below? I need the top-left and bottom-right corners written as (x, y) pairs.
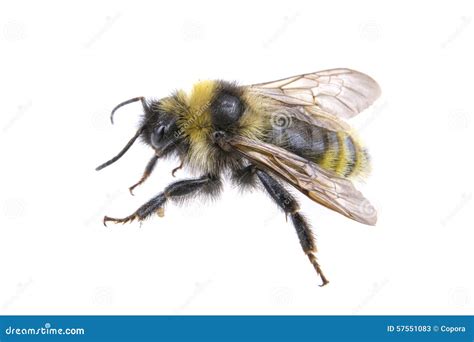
top-left (171, 161), bottom-right (184, 177)
top-left (307, 253), bottom-right (330, 287)
top-left (128, 184), bottom-right (138, 196)
top-left (319, 278), bottom-right (330, 287)
top-left (103, 214), bottom-right (137, 226)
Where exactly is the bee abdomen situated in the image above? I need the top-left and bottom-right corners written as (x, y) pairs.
top-left (270, 119), bottom-right (370, 179)
top-left (323, 131), bottom-right (369, 178)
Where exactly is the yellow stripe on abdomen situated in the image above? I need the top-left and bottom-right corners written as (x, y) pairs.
top-left (317, 130), bottom-right (370, 179)
top-left (335, 132), bottom-right (349, 176)
top-left (318, 130), bottom-right (339, 172)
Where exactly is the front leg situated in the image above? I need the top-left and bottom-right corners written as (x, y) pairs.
top-left (128, 154), bottom-right (159, 195)
top-left (104, 174), bottom-right (221, 226)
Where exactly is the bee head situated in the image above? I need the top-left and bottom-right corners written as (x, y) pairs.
top-left (141, 100), bottom-right (181, 155)
top-left (95, 97), bottom-right (181, 171)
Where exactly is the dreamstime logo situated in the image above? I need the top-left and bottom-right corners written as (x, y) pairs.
top-left (271, 111), bottom-right (292, 130)
top-left (3, 100), bottom-right (32, 133)
top-left (183, 202), bottom-right (206, 220)
top-left (84, 190), bottom-right (124, 226)
top-left (2, 198), bottom-right (26, 219)
top-left (2, 277), bottom-right (33, 309)
top-left (353, 278), bottom-right (389, 313)
top-left (271, 111), bottom-right (292, 144)
top-left (359, 20), bottom-right (382, 42)
top-left (440, 192), bottom-right (471, 227)
top-left (450, 287), bottom-right (471, 307)
top-left (263, 12), bottom-right (300, 48)
top-left (4, 322), bottom-right (85, 336)
top-left (354, 100), bottom-right (389, 132)
top-left (92, 287), bottom-right (114, 306)
top-left (447, 109), bottom-right (470, 130)
top-left (3, 21), bottom-right (26, 42)
top-left (441, 16), bottom-right (471, 48)
top-left (271, 287), bottom-right (293, 307)
top-left (91, 107), bottom-right (111, 131)
top-left (181, 20), bottom-right (206, 42)
top-left (84, 12), bottom-right (121, 48)
top-left (359, 199), bottom-right (377, 223)
top-left (176, 278), bottom-right (213, 313)
top-left (173, 102), bottom-right (210, 140)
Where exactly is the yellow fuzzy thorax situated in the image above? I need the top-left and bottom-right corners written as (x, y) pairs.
top-left (159, 80), bottom-right (270, 174)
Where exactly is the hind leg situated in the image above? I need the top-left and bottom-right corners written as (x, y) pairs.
top-left (256, 169), bottom-right (329, 286)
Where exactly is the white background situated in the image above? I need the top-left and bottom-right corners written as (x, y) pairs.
top-left (1, 0), bottom-right (473, 315)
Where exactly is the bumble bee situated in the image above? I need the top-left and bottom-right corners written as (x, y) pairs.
top-left (96, 69), bottom-right (380, 286)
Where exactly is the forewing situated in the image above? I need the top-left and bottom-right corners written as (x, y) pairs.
top-left (250, 68), bottom-right (381, 119)
top-left (229, 136), bottom-right (377, 225)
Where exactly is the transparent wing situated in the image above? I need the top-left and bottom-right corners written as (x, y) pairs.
top-left (249, 68), bottom-right (381, 119)
top-left (229, 136), bottom-right (377, 226)
top-left (271, 105), bottom-right (352, 132)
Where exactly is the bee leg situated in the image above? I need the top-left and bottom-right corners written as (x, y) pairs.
top-left (129, 155), bottom-right (159, 195)
top-left (231, 165), bottom-right (258, 189)
top-left (171, 160), bottom-right (184, 177)
top-left (104, 174), bottom-right (221, 226)
top-left (256, 169), bottom-right (329, 286)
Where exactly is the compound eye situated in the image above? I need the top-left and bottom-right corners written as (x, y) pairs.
top-left (151, 125), bottom-right (166, 148)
